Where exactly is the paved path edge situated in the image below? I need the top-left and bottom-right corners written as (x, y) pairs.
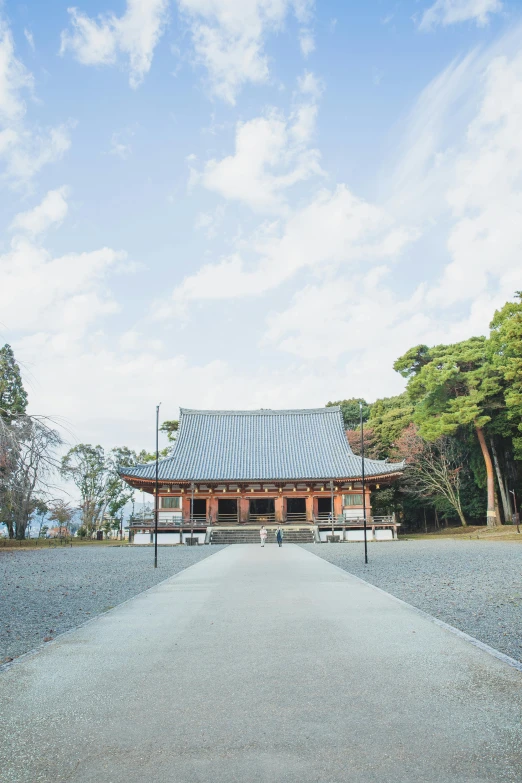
top-left (0, 546), bottom-right (227, 676)
top-left (302, 546), bottom-right (522, 673)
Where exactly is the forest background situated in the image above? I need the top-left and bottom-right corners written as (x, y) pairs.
top-left (1, 295), bottom-right (521, 538)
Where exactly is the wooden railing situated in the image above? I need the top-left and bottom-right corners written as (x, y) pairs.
top-left (248, 513), bottom-right (276, 523)
top-left (216, 513), bottom-right (239, 524)
top-left (285, 512), bottom-right (308, 523)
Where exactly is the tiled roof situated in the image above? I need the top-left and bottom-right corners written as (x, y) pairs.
top-left (120, 407), bottom-right (404, 482)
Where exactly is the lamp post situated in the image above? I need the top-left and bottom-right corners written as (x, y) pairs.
top-left (190, 481), bottom-right (195, 544)
top-left (360, 401), bottom-right (368, 565)
top-left (509, 489), bottom-right (520, 533)
top-left (154, 403), bottom-right (161, 568)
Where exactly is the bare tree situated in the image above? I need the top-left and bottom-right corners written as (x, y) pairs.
top-left (0, 416), bottom-right (63, 539)
top-left (48, 499), bottom-right (76, 539)
top-left (395, 424), bottom-right (468, 527)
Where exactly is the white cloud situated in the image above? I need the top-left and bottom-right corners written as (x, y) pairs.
top-left (10, 187), bottom-right (69, 235)
top-left (194, 204), bottom-right (225, 237)
top-left (60, 0), bottom-right (169, 88)
top-left (0, 20), bottom-right (33, 122)
top-left (198, 108), bottom-right (322, 212)
top-left (266, 31), bottom-right (522, 369)
top-left (0, 18), bottom-right (72, 184)
top-left (263, 269), bottom-right (430, 362)
top-left (419, 0), bottom-right (502, 30)
top-left (109, 127), bottom-right (134, 159)
top-left (0, 236), bottom-right (125, 338)
top-left (427, 49), bottom-right (522, 307)
top-left (162, 184), bottom-right (416, 313)
top-left (177, 0), bottom-right (315, 104)
top-left (24, 29), bottom-right (35, 52)
top-left (297, 70), bottom-right (323, 98)
top-left (299, 28), bottom-right (315, 57)
top-left (1, 123), bottom-right (72, 183)
top-left (195, 76), bottom-right (323, 212)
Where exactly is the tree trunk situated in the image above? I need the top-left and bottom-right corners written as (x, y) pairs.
top-left (475, 426), bottom-right (500, 526)
top-left (490, 438), bottom-right (511, 523)
top-left (456, 508), bottom-right (468, 527)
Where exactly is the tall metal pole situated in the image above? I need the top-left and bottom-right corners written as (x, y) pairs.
top-left (360, 401), bottom-right (368, 564)
top-left (154, 403), bottom-right (161, 568)
top-left (190, 481), bottom-right (195, 544)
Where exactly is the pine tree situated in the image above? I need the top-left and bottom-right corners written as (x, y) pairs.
top-left (394, 337), bottom-right (503, 527)
top-left (489, 293), bottom-right (522, 458)
top-left (0, 344), bottom-right (28, 423)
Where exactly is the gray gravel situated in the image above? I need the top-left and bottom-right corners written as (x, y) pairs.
top-left (302, 540), bottom-right (522, 663)
top-left (1, 545), bottom-right (225, 662)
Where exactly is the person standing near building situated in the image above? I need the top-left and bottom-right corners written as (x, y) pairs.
top-left (276, 527), bottom-right (283, 547)
top-left (260, 526), bottom-right (268, 547)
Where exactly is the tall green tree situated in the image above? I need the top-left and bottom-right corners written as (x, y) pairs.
top-left (489, 293), bottom-right (522, 459)
top-left (367, 393), bottom-right (415, 457)
top-left (0, 344), bottom-right (28, 423)
top-left (394, 337), bottom-right (502, 526)
top-left (61, 444), bottom-right (137, 536)
top-left (159, 420), bottom-right (179, 442)
top-left (326, 399), bottom-right (370, 430)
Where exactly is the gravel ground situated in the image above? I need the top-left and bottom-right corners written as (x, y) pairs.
top-left (302, 540), bottom-right (522, 663)
top-left (1, 545), bottom-right (225, 662)
top-left (4, 541), bottom-right (522, 666)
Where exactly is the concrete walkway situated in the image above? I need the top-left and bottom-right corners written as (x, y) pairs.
top-left (1, 545), bottom-right (521, 783)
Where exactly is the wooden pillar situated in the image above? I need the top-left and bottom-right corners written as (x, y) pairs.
top-left (209, 495), bottom-right (218, 524)
top-left (333, 492), bottom-right (343, 521)
top-left (239, 496), bottom-right (249, 523)
top-left (182, 495), bottom-right (191, 524)
top-left (274, 495), bottom-right (283, 523)
top-left (306, 495), bottom-right (314, 522)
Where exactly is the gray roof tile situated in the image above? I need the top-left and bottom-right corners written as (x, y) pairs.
top-left (120, 407), bottom-right (404, 482)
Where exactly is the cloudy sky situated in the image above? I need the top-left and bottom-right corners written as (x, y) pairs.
top-left (1, 0), bottom-right (521, 453)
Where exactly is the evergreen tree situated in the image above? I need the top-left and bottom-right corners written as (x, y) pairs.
top-left (394, 337), bottom-right (503, 526)
top-left (326, 398), bottom-right (370, 430)
top-left (489, 293), bottom-right (522, 458)
top-left (159, 420), bottom-right (179, 441)
top-left (0, 344), bottom-right (28, 423)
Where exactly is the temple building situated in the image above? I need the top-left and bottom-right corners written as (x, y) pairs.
top-left (120, 407), bottom-right (404, 544)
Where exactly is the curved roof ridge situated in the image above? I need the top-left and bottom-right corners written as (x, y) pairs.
top-left (179, 407), bottom-right (341, 416)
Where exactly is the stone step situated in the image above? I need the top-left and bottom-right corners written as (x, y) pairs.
top-left (210, 530), bottom-right (315, 544)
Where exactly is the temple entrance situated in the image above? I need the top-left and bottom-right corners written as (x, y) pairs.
top-left (218, 498), bottom-right (238, 524)
top-left (317, 497), bottom-right (332, 520)
top-left (191, 498), bottom-right (207, 521)
top-left (286, 497), bottom-right (306, 522)
top-left (249, 498), bottom-right (275, 523)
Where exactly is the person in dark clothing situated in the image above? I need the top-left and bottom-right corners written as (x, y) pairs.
top-left (276, 527), bottom-right (283, 547)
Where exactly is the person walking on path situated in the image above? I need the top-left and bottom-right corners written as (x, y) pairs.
top-left (260, 526), bottom-right (268, 547)
top-left (276, 527), bottom-right (283, 547)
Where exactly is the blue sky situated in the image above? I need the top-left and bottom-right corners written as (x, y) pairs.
top-left (1, 0), bottom-right (521, 453)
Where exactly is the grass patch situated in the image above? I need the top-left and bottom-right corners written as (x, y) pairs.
top-left (0, 539), bottom-right (131, 550)
top-left (404, 525), bottom-right (522, 542)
